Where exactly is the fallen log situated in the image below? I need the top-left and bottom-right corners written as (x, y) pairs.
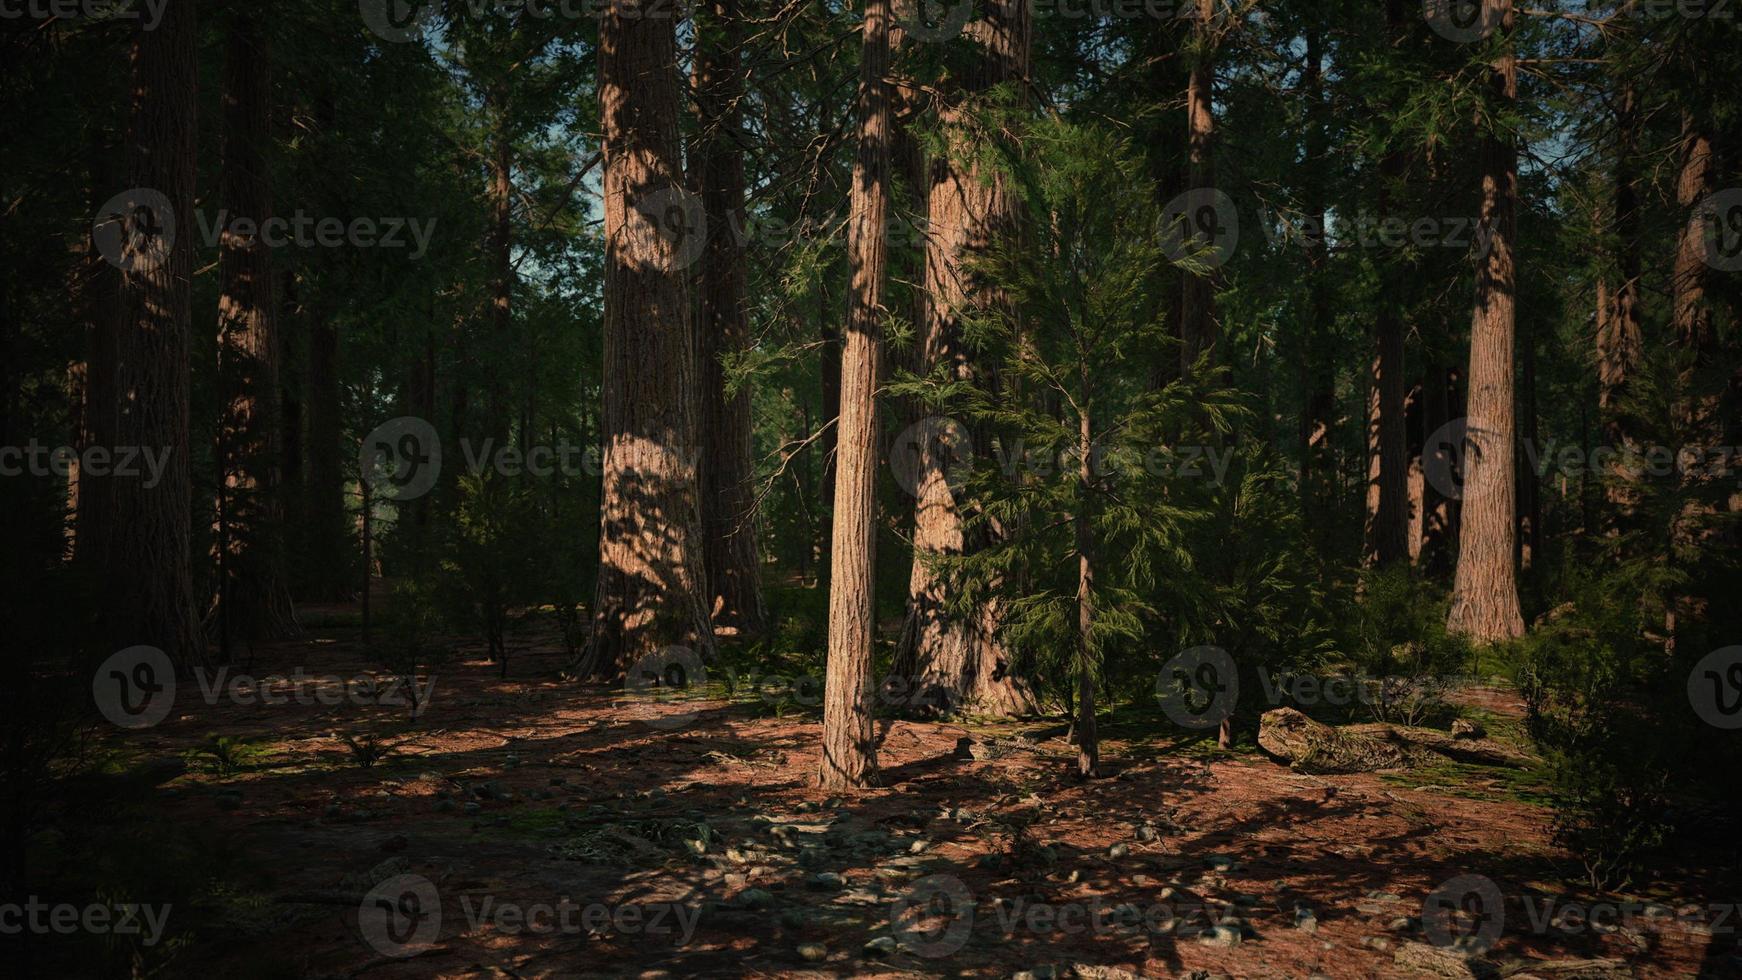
top-left (1257, 708), bottom-right (1535, 774)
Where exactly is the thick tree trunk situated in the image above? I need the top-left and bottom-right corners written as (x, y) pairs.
top-left (578, 0), bottom-right (716, 680)
top-left (103, 0), bottom-right (204, 666)
top-left (213, 10), bottom-right (297, 645)
top-left (895, 0), bottom-right (1034, 717)
top-left (819, 0), bottom-right (893, 791)
top-left (1668, 113), bottom-right (1718, 636)
top-left (694, 0), bottom-right (766, 636)
top-left (1446, 0), bottom-right (1524, 643)
top-left (1179, 0), bottom-right (1218, 378)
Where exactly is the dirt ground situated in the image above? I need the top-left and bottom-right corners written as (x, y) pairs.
top-left (69, 615), bottom-right (1742, 979)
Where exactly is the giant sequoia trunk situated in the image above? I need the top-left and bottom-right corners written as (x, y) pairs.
top-left (694, 0), bottom-right (767, 636)
top-left (1446, 0), bottom-right (1524, 642)
top-left (1179, 0), bottom-right (1219, 378)
top-left (819, 0), bottom-right (894, 791)
top-left (895, 0), bottom-right (1035, 718)
top-left (213, 10), bottom-right (297, 645)
top-left (578, 0), bottom-right (715, 679)
top-left (102, 0), bottom-right (204, 666)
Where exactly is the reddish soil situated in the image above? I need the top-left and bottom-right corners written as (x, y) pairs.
top-left (87, 620), bottom-right (1739, 979)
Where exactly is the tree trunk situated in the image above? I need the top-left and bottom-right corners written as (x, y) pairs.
top-left (1299, 24), bottom-right (1335, 527)
top-left (487, 85), bottom-right (513, 448)
top-left (1179, 0), bottom-right (1218, 378)
top-left (1598, 84), bottom-right (1643, 518)
top-left (1365, 0), bottom-right (1410, 568)
top-left (1074, 404), bottom-right (1101, 777)
top-left (694, 0), bottom-right (767, 636)
top-left (305, 310), bottom-right (348, 600)
top-left (819, 0), bottom-right (894, 791)
top-left (75, 130), bottom-right (118, 566)
top-left (1446, 0), bottom-right (1524, 643)
top-left (895, 0), bottom-right (1034, 717)
top-left (213, 9), bottom-right (297, 644)
top-left (578, 0), bottom-right (715, 680)
top-left (103, 0), bottom-right (204, 667)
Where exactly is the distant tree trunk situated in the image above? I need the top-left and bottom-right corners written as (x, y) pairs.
top-left (1518, 315), bottom-right (1541, 570)
top-left (75, 131), bottom-right (118, 566)
top-left (305, 311), bottom-right (348, 600)
top-left (1179, 0), bottom-right (1219, 378)
top-left (1418, 362), bottom-right (1461, 574)
top-left (1364, 0), bottom-right (1410, 568)
top-left (487, 85), bottom-right (513, 448)
top-left (819, 0), bottom-right (893, 791)
top-left (103, 0), bottom-right (204, 666)
top-left (1074, 404), bottom-right (1099, 778)
top-left (895, 0), bottom-right (1034, 717)
top-left (279, 270), bottom-right (304, 554)
top-left (1597, 85), bottom-right (1643, 517)
top-left (1299, 24), bottom-right (1335, 527)
top-left (213, 9), bottom-right (297, 644)
top-left (1145, 13), bottom-right (1187, 388)
top-left (694, 0), bottom-right (766, 636)
top-left (578, 0), bottom-right (715, 680)
top-left (1446, 0), bottom-right (1524, 643)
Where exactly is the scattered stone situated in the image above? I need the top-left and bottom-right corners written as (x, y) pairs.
top-left (806, 872), bottom-right (845, 892)
top-left (1011, 968), bottom-right (1058, 980)
top-left (1198, 924), bottom-right (1242, 948)
top-left (736, 888), bottom-right (775, 911)
top-left (1388, 916), bottom-right (1417, 933)
top-left (797, 942), bottom-right (827, 961)
top-left (909, 839), bottom-right (931, 854)
top-left (1363, 936), bottom-right (1393, 953)
top-left (1108, 843), bottom-right (1130, 859)
top-left (863, 936), bottom-right (897, 957)
top-left (1450, 719), bottom-right (1486, 740)
top-left (1295, 907), bottom-right (1319, 933)
top-left (1204, 855), bottom-right (1235, 871)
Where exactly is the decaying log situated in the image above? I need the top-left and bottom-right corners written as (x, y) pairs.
top-left (1258, 708), bottom-right (1534, 774)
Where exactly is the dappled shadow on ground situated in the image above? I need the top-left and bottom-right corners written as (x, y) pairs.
top-left (39, 619), bottom-right (1739, 978)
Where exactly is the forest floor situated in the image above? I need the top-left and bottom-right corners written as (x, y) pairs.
top-left (55, 608), bottom-right (1741, 979)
